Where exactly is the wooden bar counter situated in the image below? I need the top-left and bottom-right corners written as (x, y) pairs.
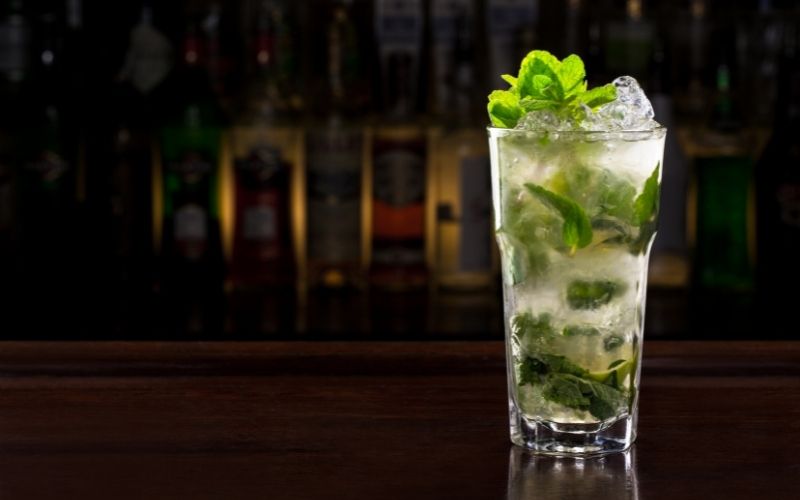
top-left (0, 341), bottom-right (797, 499)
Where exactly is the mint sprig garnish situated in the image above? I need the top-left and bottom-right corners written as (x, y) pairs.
top-left (488, 50), bottom-right (617, 128)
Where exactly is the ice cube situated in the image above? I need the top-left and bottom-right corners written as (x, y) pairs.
top-left (515, 110), bottom-right (572, 131)
top-left (582, 76), bottom-right (659, 132)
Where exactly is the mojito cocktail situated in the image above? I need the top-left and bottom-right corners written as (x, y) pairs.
top-left (487, 51), bottom-right (665, 456)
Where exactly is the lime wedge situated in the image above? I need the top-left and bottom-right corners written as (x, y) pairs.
top-left (587, 359), bottom-right (633, 389)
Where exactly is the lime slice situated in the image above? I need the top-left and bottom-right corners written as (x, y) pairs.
top-left (587, 359), bottom-right (633, 389)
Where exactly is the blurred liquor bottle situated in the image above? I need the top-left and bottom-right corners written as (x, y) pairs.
top-left (229, 0), bottom-right (301, 290)
top-left (102, 3), bottom-right (172, 295)
top-left (605, 0), bottom-right (653, 82)
top-left (648, 38), bottom-right (689, 288)
top-left (369, 126), bottom-right (431, 290)
top-left (78, 3), bottom-right (171, 337)
top-left (485, 0), bottom-right (538, 89)
top-left (305, 0), bottom-right (366, 291)
top-left (117, 3), bottom-right (173, 111)
top-left (756, 25), bottom-right (800, 333)
top-left (103, 86), bottom-right (157, 324)
top-left (62, 0), bottom-right (85, 111)
top-left (370, 0), bottom-right (431, 290)
top-left (157, 19), bottom-right (225, 299)
top-left (374, 0), bottom-right (423, 118)
top-left (17, 9), bottom-right (81, 278)
top-left (0, 0), bottom-right (28, 90)
top-left (746, 0), bottom-right (783, 128)
top-left (681, 54), bottom-right (755, 291)
top-left (0, 0), bottom-right (30, 278)
top-left (429, 0), bottom-right (474, 117)
top-left (431, 0), bottom-right (494, 291)
top-left (674, 0), bottom-right (708, 122)
top-left (200, 3), bottom-right (227, 110)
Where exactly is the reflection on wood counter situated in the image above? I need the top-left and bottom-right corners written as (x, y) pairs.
top-left (0, 341), bottom-right (797, 499)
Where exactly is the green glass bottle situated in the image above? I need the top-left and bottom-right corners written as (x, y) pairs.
top-left (692, 63), bottom-right (754, 291)
top-left (158, 21), bottom-right (224, 297)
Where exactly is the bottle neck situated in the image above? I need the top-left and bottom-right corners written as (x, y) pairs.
top-left (181, 30), bottom-right (203, 70)
top-left (326, 2), bottom-right (359, 117)
top-left (710, 63), bottom-right (740, 132)
top-left (774, 28), bottom-right (800, 128)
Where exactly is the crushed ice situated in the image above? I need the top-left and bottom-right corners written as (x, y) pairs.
top-left (514, 76), bottom-right (661, 133)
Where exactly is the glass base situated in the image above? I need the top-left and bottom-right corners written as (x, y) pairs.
top-left (510, 406), bottom-right (636, 457)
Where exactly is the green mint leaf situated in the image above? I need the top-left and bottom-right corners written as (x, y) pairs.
top-left (543, 374), bottom-right (591, 409)
top-left (522, 353), bottom-right (631, 420)
top-left (487, 50), bottom-right (620, 128)
top-left (525, 183), bottom-right (593, 253)
top-left (541, 354), bottom-right (589, 377)
top-left (518, 50), bottom-right (564, 101)
top-left (501, 74), bottom-right (518, 87)
top-left (577, 83), bottom-right (617, 110)
top-left (511, 312), bottom-right (556, 343)
top-left (567, 280), bottom-right (624, 309)
top-left (598, 173), bottom-right (637, 222)
top-left (633, 163), bottom-right (661, 225)
top-left (500, 188), bottom-right (558, 281)
top-left (562, 325), bottom-right (601, 337)
top-left (627, 163), bottom-right (661, 253)
top-left (591, 216), bottom-right (633, 246)
top-left (532, 74), bottom-right (553, 92)
top-left (519, 96), bottom-right (560, 112)
top-left (629, 219), bottom-right (657, 254)
top-left (582, 379), bottom-right (626, 420)
top-left (518, 357), bottom-right (548, 386)
top-left (604, 335), bottom-right (624, 351)
top-left (487, 90), bottom-right (523, 128)
top-left (541, 373), bottom-right (626, 419)
top-left (558, 54), bottom-right (587, 96)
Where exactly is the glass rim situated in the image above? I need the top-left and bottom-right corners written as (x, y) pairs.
top-left (486, 124), bottom-right (667, 138)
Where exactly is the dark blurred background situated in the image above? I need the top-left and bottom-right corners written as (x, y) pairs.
top-left (0, 0), bottom-right (797, 340)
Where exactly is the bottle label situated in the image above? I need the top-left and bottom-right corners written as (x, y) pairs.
top-left (371, 132), bottom-right (426, 266)
top-left (174, 203), bottom-right (207, 262)
top-left (243, 204), bottom-right (276, 241)
top-left (233, 143), bottom-right (289, 257)
top-left (166, 152), bottom-right (215, 261)
top-left (175, 203), bottom-right (207, 241)
top-left (169, 153), bottom-right (212, 184)
top-left (235, 145), bottom-right (284, 185)
top-left (26, 151), bottom-right (69, 185)
top-left (307, 129), bottom-right (361, 263)
top-left (374, 150), bottom-right (424, 208)
top-left (458, 155), bottom-right (491, 271)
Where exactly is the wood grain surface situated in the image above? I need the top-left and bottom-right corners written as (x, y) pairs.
top-left (0, 341), bottom-right (797, 499)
